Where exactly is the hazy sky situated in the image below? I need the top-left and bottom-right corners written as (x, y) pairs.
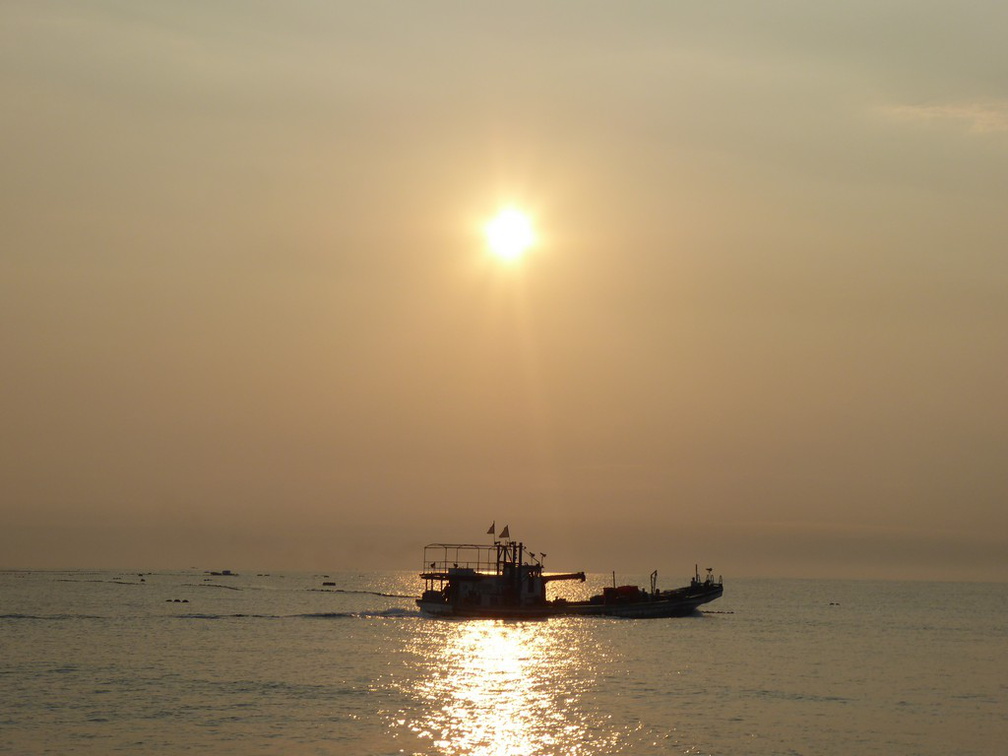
top-left (3, 1), bottom-right (1006, 580)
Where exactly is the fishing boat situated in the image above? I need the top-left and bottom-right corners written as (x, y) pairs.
top-left (416, 532), bottom-right (723, 619)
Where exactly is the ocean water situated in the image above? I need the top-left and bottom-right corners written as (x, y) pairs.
top-left (1, 569), bottom-right (1004, 755)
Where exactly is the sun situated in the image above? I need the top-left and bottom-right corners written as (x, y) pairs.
top-left (484, 207), bottom-right (535, 261)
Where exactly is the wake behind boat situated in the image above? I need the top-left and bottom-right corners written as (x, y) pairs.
top-left (417, 531), bottom-right (723, 619)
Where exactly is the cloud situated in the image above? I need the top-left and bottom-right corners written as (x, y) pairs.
top-left (884, 100), bottom-right (1008, 134)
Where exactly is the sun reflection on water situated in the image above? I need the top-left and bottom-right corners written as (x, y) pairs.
top-left (398, 619), bottom-right (613, 756)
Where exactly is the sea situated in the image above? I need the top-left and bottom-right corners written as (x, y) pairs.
top-left (1, 569), bottom-right (1004, 755)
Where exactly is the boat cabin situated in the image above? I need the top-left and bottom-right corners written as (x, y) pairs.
top-left (419, 541), bottom-right (584, 612)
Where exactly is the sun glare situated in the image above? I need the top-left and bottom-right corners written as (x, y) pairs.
top-left (484, 207), bottom-right (535, 261)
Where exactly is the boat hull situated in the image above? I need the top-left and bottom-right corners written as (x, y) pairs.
top-left (417, 583), bottom-right (723, 620)
top-left (416, 601), bottom-right (555, 619)
top-left (578, 584), bottom-right (723, 618)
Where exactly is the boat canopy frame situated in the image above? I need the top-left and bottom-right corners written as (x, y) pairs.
top-left (420, 541), bottom-right (536, 577)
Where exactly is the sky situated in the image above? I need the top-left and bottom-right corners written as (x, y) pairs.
top-left (2, 1), bottom-right (1006, 581)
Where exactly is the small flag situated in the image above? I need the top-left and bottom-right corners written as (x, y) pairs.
top-left (500, 525), bottom-right (510, 540)
top-left (487, 521), bottom-right (495, 535)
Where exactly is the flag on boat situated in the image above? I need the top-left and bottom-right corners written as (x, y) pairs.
top-left (487, 522), bottom-right (495, 535)
top-left (499, 525), bottom-right (510, 539)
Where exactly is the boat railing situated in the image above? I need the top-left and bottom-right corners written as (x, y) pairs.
top-left (422, 543), bottom-right (501, 575)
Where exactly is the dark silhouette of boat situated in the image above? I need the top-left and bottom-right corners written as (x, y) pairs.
top-left (417, 535), bottom-right (723, 619)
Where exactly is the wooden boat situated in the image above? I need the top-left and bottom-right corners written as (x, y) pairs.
top-left (417, 536), bottom-right (723, 619)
